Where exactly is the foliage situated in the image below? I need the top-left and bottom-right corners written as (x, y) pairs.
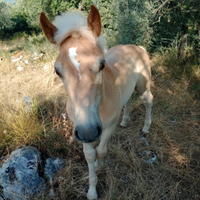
top-left (94, 0), bottom-right (153, 48)
top-left (93, 0), bottom-right (199, 55)
top-left (150, 0), bottom-right (200, 55)
top-left (0, 0), bottom-right (34, 39)
top-left (42, 0), bottom-right (91, 17)
top-left (13, 0), bottom-right (92, 30)
top-left (0, 0), bottom-right (199, 58)
top-left (27, 33), bottom-right (46, 45)
top-left (0, 0), bottom-right (14, 37)
top-left (92, 0), bottom-right (118, 47)
top-left (115, 0), bottom-right (153, 46)
top-left (13, 0), bottom-right (43, 30)
top-left (0, 0), bottom-right (92, 39)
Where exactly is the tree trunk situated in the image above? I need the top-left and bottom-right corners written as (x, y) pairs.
top-left (179, 34), bottom-right (187, 59)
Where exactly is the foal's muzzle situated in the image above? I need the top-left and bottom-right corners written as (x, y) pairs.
top-left (74, 123), bottom-right (102, 143)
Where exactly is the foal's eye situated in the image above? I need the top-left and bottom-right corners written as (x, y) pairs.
top-left (54, 62), bottom-right (63, 77)
top-left (99, 60), bottom-right (105, 71)
top-left (55, 68), bottom-right (62, 77)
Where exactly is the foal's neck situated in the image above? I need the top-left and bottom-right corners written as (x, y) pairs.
top-left (99, 64), bottom-right (121, 126)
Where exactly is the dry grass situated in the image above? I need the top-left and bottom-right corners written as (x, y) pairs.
top-left (0, 39), bottom-right (200, 200)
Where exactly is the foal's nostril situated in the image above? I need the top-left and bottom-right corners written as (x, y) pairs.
top-left (97, 126), bottom-right (101, 133)
top-left (75, 130), bottom-right (78, 136)
top-left (74, 130), bottom-right (82, 140)
top-left (96, 126), bottom-right (102, 137)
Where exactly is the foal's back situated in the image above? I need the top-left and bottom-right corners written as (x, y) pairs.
top-left (105, 44), bottom-right (151, 107)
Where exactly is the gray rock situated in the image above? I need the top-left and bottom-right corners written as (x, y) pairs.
top-left (0, 146), bottom-right (45, 200)
top-left (44, 158), bottom-right (66, 197)
top-left (44, 157), bottom-right (66, 180)
top-left (0, 146), bottom-right (66, 199)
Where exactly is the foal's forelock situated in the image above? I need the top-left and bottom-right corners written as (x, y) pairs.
top-left (52, 11), bottom-right (107, 55)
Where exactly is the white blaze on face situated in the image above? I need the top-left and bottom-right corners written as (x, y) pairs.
top-left (69, 47), bottom-right (81, 79)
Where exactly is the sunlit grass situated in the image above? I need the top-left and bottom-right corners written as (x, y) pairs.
top-left (0, 36), bottom-right (67, 151)
top-left (0, 99), bottom-right (43, 148)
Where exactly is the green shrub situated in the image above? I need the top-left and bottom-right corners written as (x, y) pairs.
top-left (115, 0), bottom-right (152, 47)
top-left (94, 0), bottom-right (153, 48)
top-left (28, 33), bottom-right (46, 45)
top-left (0, 0), bottom-right (14, 38)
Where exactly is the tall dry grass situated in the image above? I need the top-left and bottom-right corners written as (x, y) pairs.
top-left (0, 38), bottom-right (200, 200)
top-left (0, 38), bottom-right (68, 151)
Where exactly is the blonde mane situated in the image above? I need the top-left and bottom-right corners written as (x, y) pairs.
top-left (53, 11), bottom-right (107, 55)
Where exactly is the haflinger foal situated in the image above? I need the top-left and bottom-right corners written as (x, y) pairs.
top-left (40, 5), bottom-right (153, 200)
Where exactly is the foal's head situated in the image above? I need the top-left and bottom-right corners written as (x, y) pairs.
top-left (40, 5), bottom-right (106, 143)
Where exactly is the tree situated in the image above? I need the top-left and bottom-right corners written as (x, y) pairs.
top-left (0, 0), bottom-right (13, 30)
top-left (93, 0), bottom-right (153, 48)
top-left (149, 0), bottom-right (200, 55)
top-left (13, 0), bottom-right (92, 30)
top-left (115, 0), bottom-right (153, 46)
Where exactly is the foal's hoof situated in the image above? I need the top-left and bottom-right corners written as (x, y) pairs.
top-left (120, 117), bottom-right (130, 127)
top-left (87, 190), bottom-right (98, 200)
top-left (95, 160), bottom-right (104, 169)
top-left (120, 121), bottom-right (127, 127)
top-left (142, 126), bottom-right (150, 134)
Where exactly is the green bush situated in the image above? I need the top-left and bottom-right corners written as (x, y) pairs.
top-left (151, 0), bottom-right (200, 55)
top-left (94, 0), bottom-right (153, 48)
top-left (27, 33), bottom-right (46, 45)
top-left (13, 0), bottom-right (92, 30)
top-left (0, 0), bottom-right (14, 38)
top-left (115, 0), bottom-right (152, 47)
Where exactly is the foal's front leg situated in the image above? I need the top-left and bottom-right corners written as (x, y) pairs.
top-left (83, 143), bottom-right (98, 200)
top-left (95, 125), bottom-right (116, 168)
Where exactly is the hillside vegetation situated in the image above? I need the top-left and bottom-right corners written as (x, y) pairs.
top-left (0, 0), bottom-right (200, 199)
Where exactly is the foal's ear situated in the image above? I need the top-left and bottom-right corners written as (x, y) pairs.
top-left (87, 5), bottom-right (102, 38)
top-left (40, 12), bottom-right (57, 44)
